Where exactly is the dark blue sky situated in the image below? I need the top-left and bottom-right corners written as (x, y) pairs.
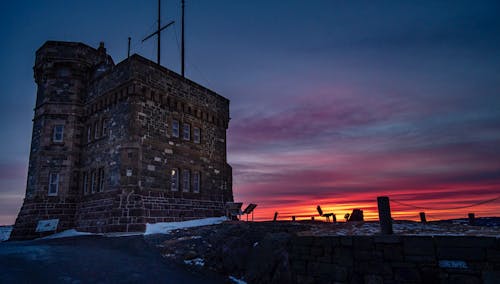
top-left (1, 1), bottom-right (499, 223)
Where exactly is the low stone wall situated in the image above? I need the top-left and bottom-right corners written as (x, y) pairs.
top-left (289, 235), bottom-right (500, 283)
top-left (75, 188), bottom-right (225, 233)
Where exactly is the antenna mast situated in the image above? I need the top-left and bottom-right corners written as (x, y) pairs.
top-left (157, 0), bottom-right (161, 65)
top-left (181, 0), bottom-right (185, 77)
top-left (142, 0), bottom-right (175, 65)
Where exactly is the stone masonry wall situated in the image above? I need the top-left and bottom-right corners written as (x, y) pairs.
top-left (75, 188), bottom-right (225, 233)
top-left (289, 235), bottom-right (500, 284)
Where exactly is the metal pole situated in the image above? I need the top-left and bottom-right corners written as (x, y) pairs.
top-left (377, 196), bottom-right (393, 234)
top-left (181, 0), bottom-right (185, 77)
top-left (157, 0), bottom-right (161, 65)
top-left (127, 37), bottom-right (131, 59)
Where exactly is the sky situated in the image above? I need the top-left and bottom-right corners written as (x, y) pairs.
top-left (0, 0), bottom-right (499, 224)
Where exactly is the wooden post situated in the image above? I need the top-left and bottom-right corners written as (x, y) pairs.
top-left (377, 196), bottom-right (393, 234)
top-left (332, 214), bottom-right (337, 223)
top-left (419, 212), bottom-right (427, 223)
top-left (311, 216), bottom-right (315, 221)
top-left (468, 213), bottom-right (475, 225)
top-left (292, 216), bottom-right (296, 221)
top-left (273, 212), bottom-right (278, 222)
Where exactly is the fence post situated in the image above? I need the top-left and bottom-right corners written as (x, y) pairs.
top-left (273, 212), bottom-right (278, 222)
top-left (292, 216), bottom-right (296, 221)
top-left (468, 213), bottom-right (475, 225)
top-left (377, 196), bottom-right (393, 234)
top-left (311, 216), bottom-right (315, 221)
top-left (419, 212), bottom-right (427, 223)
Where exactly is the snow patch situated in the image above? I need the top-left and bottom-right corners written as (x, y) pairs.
top-left (144, 217), bottom-right (228, 235)
top-left (39, 229), bottom-right (97, 240)
top-left (0, 226), bottom-right (13, 241)
top-left (439, 260), bottom-right (468, 269)
top-left (184, 257), bottom-right (205, 266)
top-left (229, 276), bottom-right (247, 284)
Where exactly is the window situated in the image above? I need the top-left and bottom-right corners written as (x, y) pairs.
top-left (183, 123), bottom-right (191, 141)
top-left (193, 127), bottom-right (200, 144)
top-left (53, 125), bottom-right (64, 142)
top-left (193, 171), bottom-right (200, 193)
top-left (171, 168), bottom-right (179, 191)
top-left (94, 121), bottom-right (99, 139)
top-left (48, 173), bottom-right (59, 196)
top-left (182, 170), bottom-right (190, 192)
top-left (102, 119), bottom-right (108, 137)
top-left (90, 170), bottom-right (96, 193)
top-left (87, 125), bottom-right (92, 142)
top-left (172, 120), bottom-right (179, 137)
top-left (83, 172), bottom-right (89, 195)
top-left (98, 168), bottom-right (105, 192)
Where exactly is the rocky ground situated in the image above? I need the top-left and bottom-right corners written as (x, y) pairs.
top-left (145, 218), bottom-right (500, 283)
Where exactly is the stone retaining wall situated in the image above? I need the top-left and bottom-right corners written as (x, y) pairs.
top-left (289, 235), bottom-right (499, 283)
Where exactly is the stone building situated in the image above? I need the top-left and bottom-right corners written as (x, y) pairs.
top-left (10, 41), bottom-right (233, 239)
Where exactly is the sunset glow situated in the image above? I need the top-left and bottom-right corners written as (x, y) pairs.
top-left (1, 1), bottom-right (500, 225)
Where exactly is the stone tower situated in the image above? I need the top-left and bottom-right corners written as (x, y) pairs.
top-left (11, 41), bottom-right (233, 240)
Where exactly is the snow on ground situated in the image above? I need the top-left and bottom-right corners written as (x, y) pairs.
top-left (229, 275), bottom-right (247, 284)
top-left (0, 226), bottom-right (13, 242)
top-left (39, 229), bottom-right (97, 240)
top-left (183, 257), bottom-right (205, 266)
top-left (144, 217), bottom-right (228, 235)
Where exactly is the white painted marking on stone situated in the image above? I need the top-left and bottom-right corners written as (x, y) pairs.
top-left (36, 219), bottom-right (59, 232)
top-left (164, 148), bottom-right (173, 154)
top-left (214, 169), bottom-right (220, 174)
top-left (154, 157), bottom-right (162, 162)
top-left (126, 169), bottom-right (133, 176)
top-left (147, 165), bottom-right (155, 171)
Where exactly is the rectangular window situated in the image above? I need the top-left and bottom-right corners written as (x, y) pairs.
top-left (48, 173), bottom-right (59, 196)
top-left (91, 171), bottom-right (96, 193)
top-left (172, 120), bottom-right (179, 138)
top-left (53, 125), bottom-right (64, 142)
top-left (193, 127), bottom-right (200, 144)
top-left (101, 119), bottom-right (108, 137)
top-left (98, 168), bottom-right (105, 192)
top-left (87, 126), bottom-right (92, 142)
top-left (83, 172), bottom-right (89, 195)
top-left (171, 168), bottom-right (179, 191)
top-left (182, 170), bottom-right (190, 192)
top-left (94, 121), bottom-right (99, 139)
top-left (193, 171), bottom-right (200, 193)
top-left (183, 123), bottom-right (191, 141)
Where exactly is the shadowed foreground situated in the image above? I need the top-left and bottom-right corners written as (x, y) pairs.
top-left (0, 235), bottom-right (224, 283)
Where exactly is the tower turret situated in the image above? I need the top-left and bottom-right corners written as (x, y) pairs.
top-left (11, 41), bottom-right (113, 239)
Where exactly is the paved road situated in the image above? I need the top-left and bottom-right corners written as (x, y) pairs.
top-left (0, 235), bottom-right (225, 283)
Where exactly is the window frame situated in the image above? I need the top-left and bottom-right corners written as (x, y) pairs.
top-left (101, 119), bottom-right (108, 137)
top-left (98, 168), bottom-right (105, 192)
top-left (90, 170), bottom-right (96, 193)
top-left (48, 173), bottom-right (59, 196)
top-left (172, 120), bottom-right (179, 138)
top-left (193, 171), bottom-right (200, 193)
top-left (182, 170), bottom-right (190, 192)
top-left (183, 123), bottom-right (191, 141)
top-left (193, 127), bottom-right (200, 144)
top-left (83, 172), bottom-right (89, 195)
top-left (171, 168), bottom-right (179, 191)
top-left (94, 121), bottom-right (99, 139)
top-left (53, 125), bottom-right (64, 143)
